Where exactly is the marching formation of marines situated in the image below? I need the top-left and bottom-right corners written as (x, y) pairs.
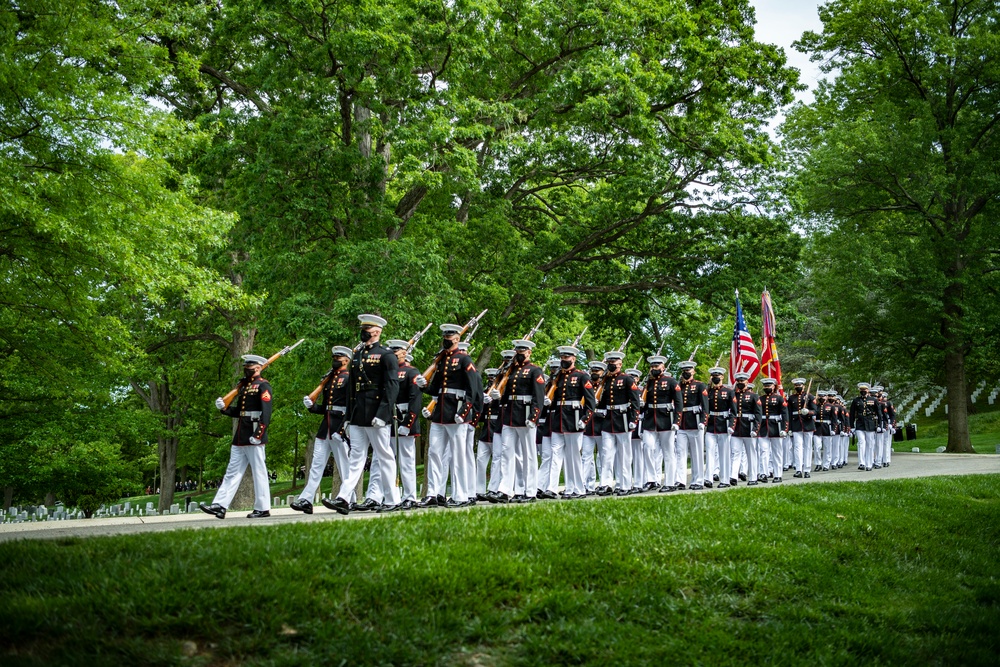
top-left (201, 313), bottom-right (898, 518)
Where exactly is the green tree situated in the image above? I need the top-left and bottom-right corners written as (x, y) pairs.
top-left (784, 0), bottom-right (1000, 452)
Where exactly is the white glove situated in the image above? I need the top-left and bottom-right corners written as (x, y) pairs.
top-left (727, 427), bottom-right (734, 435)
top-left (799, 408), bottom-right (809, 416)
top-left (215, 397), bottom-right (226, 410)
top-left (638, 400), bottom-right (645, 409)
top-left (421, 407), bottom-right (431, 418)
top-left (891, 427), bottom-right (897, 435)
top-left (779, 430), bottom-right (788, 438)
top-left (249, 436), bottom-right (261, 445)
top-left (414, 375), bottom-right (427, 387)
top-left (577, 420), bottom-right (586, 430)
top-left (483, 392), bottom-right (492, 405)
top-left (628, 422), bottom-right (637, 431)
top-left (302, 396), bottom-right (314, 408)
top-left (544, 397), bottom-right (551, 407)
top-left (697, 423), bottom-right (705, 431)
top-left (876, 427), bottom-right (883, 433)
top-left (596, 409), bottom-right (606, 417)
top-left (752, 432), bottom-right (759, 438)
top-left (398, 426), bottom-right (410, 436)
top-left (455, 414), bottom-right (464, 424)
top-left (371, 417), bottom-right (386, 428)
top-left (489, 389), bottom-right (500, 401)
top-left (527, 420), bottom-right (536, 430)
top-left (671, 423), bottom-right (679, 431)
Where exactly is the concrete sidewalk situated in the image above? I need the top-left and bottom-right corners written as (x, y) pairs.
top-left (2, 451), bottom-right (998, 543)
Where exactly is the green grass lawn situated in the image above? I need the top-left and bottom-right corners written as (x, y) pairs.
top-left (3, 476), bottom-right (999, 666)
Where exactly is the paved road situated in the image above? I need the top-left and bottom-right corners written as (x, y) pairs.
top-left (2, 452), bottom-right (998, 543)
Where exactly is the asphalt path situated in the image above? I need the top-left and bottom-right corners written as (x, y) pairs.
top-left (2, 451), bottom-right (998, 543)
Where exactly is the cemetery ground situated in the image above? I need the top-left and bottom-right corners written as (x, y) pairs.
top-left (1, 474), bottom-right (999, 666)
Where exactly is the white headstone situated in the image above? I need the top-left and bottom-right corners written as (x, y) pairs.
top-left (935, 446), bottom-right (946, 453)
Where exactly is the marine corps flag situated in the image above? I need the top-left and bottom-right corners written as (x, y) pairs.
top-left (760, 289), bottom-right (783, 394)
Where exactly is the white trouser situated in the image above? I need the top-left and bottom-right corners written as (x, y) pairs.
top-left (783, 436), bottom-right (793, 469)
top-left (602, 431), bottom-right (631, 489)
top-left (476, 439), bottom-right (495, 494)
top-left (857, 430), bottom-right (874, 468)
top-left (644, 430), bottom-right (676, 488)
top-left (539, 436), bottom-right (554, 493)
top-left (213, 445), bottom-right (271, 511)
top-left (792, 431), bottom-right (809, 472)
top-left (426, 422), bottom-right (468, 500)
top-left (338, 425), bottom-right (399, 506)
top-left (885, 429), bottom-right (893, 463)
top-left (756, 437), bottom-right (770, 477)
top-left (731, 437), bottom-right (758, 483)
top-left (582, 435), bottom-right (599, 491)
top-left (878, 429), bottom-right (891, 465)
top-left (766, 436), bottom-right (785, 475)
top-left (631, 437), bottom-right (644, 488)
top-left (705, 432), bottom-right (718, 479)
top-left (394, 435), bottom-right (417, 501)
top-left (464, 424), bottom-right (476, 499)
top-left (811, 434), bottom-right (822, 468)
top-left (499, 426), bottom-right (537, 497)
top-left (705, 432), bottom-right (731, 484)
top-left (820, 435), bottom-right (834, 468)
top-left (299, 435), bottom-right (350, 504)
top-left (648, 435), bottom-right (664, 484)
top-left (551, 431), bottom-right (585, 495)
top-left (675, 429), bottom-right (705, 486)
top-left (366, 455), bottom-right (384, 503)
top-left (488, 433), bottom-right (505, 493)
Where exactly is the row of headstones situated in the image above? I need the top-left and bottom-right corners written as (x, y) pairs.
top-left (2, 500), bottom-right (201, 524)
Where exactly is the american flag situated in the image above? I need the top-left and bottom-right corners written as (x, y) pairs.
top-left (760, 289), bottom-right (783, 393)
top-left (730, 290), bottom-right (760, 382)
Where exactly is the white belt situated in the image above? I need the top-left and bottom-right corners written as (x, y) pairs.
top-left (327, 406), bottom-right (347, 414)
top-left (709, 411), bottom-right (729, 417)
top-left (682, 406), bottom-right (701, 413)
top-left (595, 409), bottom-right (607, 416)
top-left (240, 411), bottom-right (262, 418)
top-left (611, 403), bottom-right (629, 411)
top-left (514, 394), bottom-right (533, 402)
top-left (767, 415), bottom-right (783, 421)
top-left (442, 388), bottom-right (466, 397)
top-left (556, 401), bottom-right (580, 406)
top-left (395, 403), bottom-right (409, 412)
top-left (817, 419), bottom-right (830, 424)
top-left (650, 403), bottom-right (674, 409)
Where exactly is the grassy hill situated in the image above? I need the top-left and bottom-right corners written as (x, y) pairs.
top-left (2, 475), bottom-right (999, 666)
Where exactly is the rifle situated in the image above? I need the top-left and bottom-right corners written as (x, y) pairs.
top-left (488, 317), bottom-right (545, 397)
top-left (422, 309), bottom-right (488, 382)
top-left (593, 332), bottom-right (632, 404)
top-left (407, 322), bottom-right (434, 353)
top-left (222, 339), bottom-right (305, 408)
top-left (545, 325), bottom-right (587, 402)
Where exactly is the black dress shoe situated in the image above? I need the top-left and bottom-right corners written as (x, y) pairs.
top-left (658, 485), bottom-right (676, 493)
top-left (865, 466), bottom-right (872, 471)
top-left (676, 483), bottom-right (686, 490)
top-left (290, 499), bottom-right (313, 514)
top-left (541, 490), bottom-right (558, 500)
top-left (511, 494), bottom-right (527, 504)
top-left (757, 475), bottom-right (768, 483)
top-left (793, 471), bottom-right (803, 478)
top-left (689, 484), bottom-right (703, 491)
top-left (804, 472), bottom-right (811, 478)
top-left (713, 474), bottom-right (720, 482)
top-left (873, 463), bottom-right (882, 469)
top-left (858, 464), bottom-right (866, 470)
top-left (401, 499), bottom-right (419, 510)
top-left (718, 482), bottom-right (730, 488)
top-left (729, 478), bottom-right (739, 486)
top-left (613, 488), bottom-right (629, 496)
top-left (416, 496), bottom-right (438, 508)
top-left (321, 497), bottom-right (351, 515)
top-left (446, 498), bottom-right (472, 508)
top-left (493, 492), bottom-right (511, 503)
top-left (353, 498), bottom-right (379, 512)
top-left (747, 480), bottom-right (759, 486)
top-left (476, 493), bottom-right (490, 502)
top-left (376, 503), bottom-right (403, 513)
top-left (536, 490), bottom-right (545, 499)
top-left (773, 477), bottom-right (783, 483)
top-left (738, 472), bottom-right (748, 481)
top-left (247, 509), bottom-right (271, 518)
top-left (703, 481), bottom-right (713, 488)
top-left (199, 502), bottom-right (226, 519)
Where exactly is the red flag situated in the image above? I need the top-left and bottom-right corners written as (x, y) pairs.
top-left (760, 290), bottom-right (783, 394)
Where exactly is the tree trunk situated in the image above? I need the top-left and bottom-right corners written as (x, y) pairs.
top-left (3, 486), bottom-right (13, 511)
top-left (44, 492), bottom-right (55, 506)
top-left (230, 466), bottom-right (258, 510)
top-left (158, 435), bottom-right (178, 512)
top-left (944, 350), bottom-right (974, 453)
